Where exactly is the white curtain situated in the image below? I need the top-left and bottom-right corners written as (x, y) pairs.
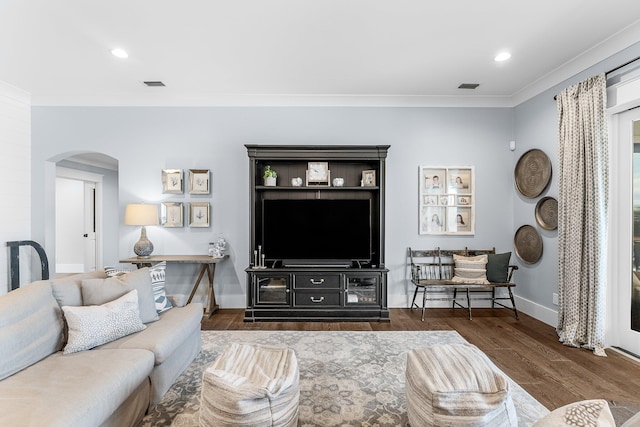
top-left (556, 74), bottom-right (608, 356)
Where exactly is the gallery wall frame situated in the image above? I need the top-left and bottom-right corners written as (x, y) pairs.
top-left (189, 169), bottom-right (210, 194)
top-left (162, 169), bottom-right (183, 194)
top-left (419, 166), bottom-right (475, 235)
top-left (161, 202), bottom-right (183, 228)
top-left (188, 202), bottom-right (210, 227)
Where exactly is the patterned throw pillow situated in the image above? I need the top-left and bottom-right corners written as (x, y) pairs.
top-left (61, 290), bottom-right (146, 354)
top-left (451, 254), bottom-right (490, 285)
top-left (532, 399), bottom-right (615, 427)
top-left (105, 262), bottom-right (173, 314)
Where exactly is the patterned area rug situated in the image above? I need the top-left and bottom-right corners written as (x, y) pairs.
top-left (139, 330), bottom-right (549, 427)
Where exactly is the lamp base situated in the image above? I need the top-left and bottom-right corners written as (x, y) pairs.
top-left (133, 226), bottom-right (154, 257)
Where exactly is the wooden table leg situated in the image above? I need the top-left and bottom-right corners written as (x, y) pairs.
top-left (187, 265), bottom-right (208, 304)
top-left (205, 263), bottom-right (219, 318)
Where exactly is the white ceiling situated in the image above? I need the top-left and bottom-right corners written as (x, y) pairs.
top-left (1, 0), bottom-right (640, 107)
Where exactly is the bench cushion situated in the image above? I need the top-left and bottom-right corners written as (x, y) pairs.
top-left (487, 252), bottom-right (511, 283)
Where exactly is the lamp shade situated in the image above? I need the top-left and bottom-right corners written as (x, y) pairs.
top-left (124, 204), bottom-right (159, 226)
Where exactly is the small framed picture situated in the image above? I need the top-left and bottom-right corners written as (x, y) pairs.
top-left (189, 169), bottom-right (210, 194)
top-left (188, 202), bottom-right (210, 227)
top-left (161, 202), bottom-right (183, 227)
top-left (362, 170), bottom-right (376, 187)
top-left (162, 169), bottom-right (183, 194)
top-left (421, 168), bottom-right (446, 194)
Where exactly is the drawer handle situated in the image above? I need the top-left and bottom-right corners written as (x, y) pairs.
top-left (310, 278), bottom-right (325, 285)
top-left (310, 296), bottom-right (325, 303)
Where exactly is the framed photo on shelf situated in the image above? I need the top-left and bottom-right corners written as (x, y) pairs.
top-left (419, 166), bottom-right (474, 235)
top-left (362, 170), bottom-right (376, 187)
top-left (162, 169), bottom-right (183, 194)
top-left (188, 202), bottom-right (210, 227)
top-left (161, 202), bottom-right (183, 228)
top-left (189, 169), bottom-right (210, 194)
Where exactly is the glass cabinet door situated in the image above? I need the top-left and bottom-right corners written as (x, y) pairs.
top-left (345, 275), bottom-right (378, 305)
top-left (255, 275), bottom-right (290, 305)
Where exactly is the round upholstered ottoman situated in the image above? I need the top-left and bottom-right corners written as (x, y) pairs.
top-left (406, 343), bottom-right (517, 427)
top-left (199, 342), bottom-right (299, 427)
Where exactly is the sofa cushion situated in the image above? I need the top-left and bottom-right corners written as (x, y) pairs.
top-left (62, 290), bottom-right (147, 354)
top-left (105, 262), bottom-right (173, 314)
top-left (0, 348), bottom-right (154, 427)
top-left (98, 302), bottom-right (203, 365)
top-left (81, 267), bottom-right (159, 323)
top-left (49, 269), bottom-right (108, 307)
top-left (0, 281), bottom-right (65, 381)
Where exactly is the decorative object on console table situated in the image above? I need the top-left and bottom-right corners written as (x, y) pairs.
top-left (161, 202), bottom-right (183, 227)
top-left (189, 202), bottom-right (210, 227)
top-left (120, 254), bottom-right (228, 318)
top-left (124, 203), bottom-right (159, 258)
top-left (189, 169), bottom-right (210, 194)
top-left (306, 161), bottom-right (330, 186)
top-left (263, 165), bottom-right (277, 186)
top-left (162, 169), bottom-right (183, 194)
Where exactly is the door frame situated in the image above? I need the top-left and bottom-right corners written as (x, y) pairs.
top-left (55, 166), bottom-right (104, 272)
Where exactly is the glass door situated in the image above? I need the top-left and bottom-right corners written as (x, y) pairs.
top-left (611, 108), bottom-right (640, 356)
top-left (255, 274), bottom-right (290, 305)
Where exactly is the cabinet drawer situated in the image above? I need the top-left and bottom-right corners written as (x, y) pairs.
top-left (294, 273), bottom-right (341, 289)
top-left (294, 291), bottom-right (341, 306)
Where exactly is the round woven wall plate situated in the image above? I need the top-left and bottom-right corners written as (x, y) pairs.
top-left (535, 196), bottom-right (558, 230)
top-left (514, 149), bottom-right (552, 198)
top-left (514, 225), bottom-right (543, 264)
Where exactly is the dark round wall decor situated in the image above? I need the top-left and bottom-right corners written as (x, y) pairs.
top-left (535, 196), bottom-right (558, 230)
top-left (514, 225), bottom-right (543, 264)
top-left (514, 149), bottom-right (552, 198)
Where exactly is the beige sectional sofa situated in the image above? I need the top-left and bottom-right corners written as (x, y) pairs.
top-left (0, 269), bottom-right (202, 427)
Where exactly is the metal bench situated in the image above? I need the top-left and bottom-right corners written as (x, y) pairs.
top-left (408, 247), bottom-right (519, 321)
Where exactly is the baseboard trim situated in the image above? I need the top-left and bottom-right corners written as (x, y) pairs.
top-left (388, 292), bottom-right (558, 327)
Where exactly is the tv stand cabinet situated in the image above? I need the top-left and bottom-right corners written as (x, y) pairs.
top-left (245, 145), bottom-right (390, 322)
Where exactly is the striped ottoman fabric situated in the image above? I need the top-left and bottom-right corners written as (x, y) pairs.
top-left (406, 344), bottom-right (517, 427)
top-left (199, 342), bottom-right (299, 427)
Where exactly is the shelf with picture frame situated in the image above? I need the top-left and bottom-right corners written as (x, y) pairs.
top-left (419, 166), bottom-right (474, 235)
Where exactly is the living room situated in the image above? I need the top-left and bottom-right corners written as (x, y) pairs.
top-left (2, 2), bottom-right (640, 426)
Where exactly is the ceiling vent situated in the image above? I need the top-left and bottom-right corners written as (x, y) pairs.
top-left (458, 83), bottom-right (480, 89)
top-left (143, 81), bottom-right (165, 87)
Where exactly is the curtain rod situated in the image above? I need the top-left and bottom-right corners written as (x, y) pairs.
top-left (553, 55), bottom-right (640, 100)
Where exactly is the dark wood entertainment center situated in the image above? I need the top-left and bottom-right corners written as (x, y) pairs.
top-left (245, 145), bottom-right (390, 322)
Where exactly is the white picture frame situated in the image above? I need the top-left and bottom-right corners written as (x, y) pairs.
top-left (189, 169), bottom-right (210, 194)
top-left (161, 202), bottom-right (183, 228)
top-left (419, 166), bottom-right (475, 235)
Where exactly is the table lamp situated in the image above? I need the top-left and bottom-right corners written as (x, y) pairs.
top-left (125, 203), bottom-right (159, 258)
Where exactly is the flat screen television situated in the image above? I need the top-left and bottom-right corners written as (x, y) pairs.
top-left (261, 199), bottom-right (372, 264)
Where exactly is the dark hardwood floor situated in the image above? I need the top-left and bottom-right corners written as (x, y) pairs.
top-left (201, 308), bottom-right (640, 421)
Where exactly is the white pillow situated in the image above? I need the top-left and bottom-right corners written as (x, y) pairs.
top-left (61, 290), bottom-right (146, 354)
top-left (451, 254), bottom-right (490, 285)
top-left (105, 262), bottom-right (173, 314)
top-left (533, 399), bottom-right (615, 427)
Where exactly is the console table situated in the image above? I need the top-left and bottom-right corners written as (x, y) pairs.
top-left (120, 255), bottom-right (228, 318)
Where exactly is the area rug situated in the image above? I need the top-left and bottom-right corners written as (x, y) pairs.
top-left (139, 330), bottom-right (549, 426)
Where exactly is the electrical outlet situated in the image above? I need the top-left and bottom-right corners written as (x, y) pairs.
top-left (553, 293), bottom-right (558, 306)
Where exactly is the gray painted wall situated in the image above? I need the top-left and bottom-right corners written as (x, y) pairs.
top-left (31, 106), bottom-right (515, 308)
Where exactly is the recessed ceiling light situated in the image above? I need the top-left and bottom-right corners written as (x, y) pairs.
top-left (111, 48), bottom-right (128, 59)
top-left (494, 52), bottom-right (511, 62)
